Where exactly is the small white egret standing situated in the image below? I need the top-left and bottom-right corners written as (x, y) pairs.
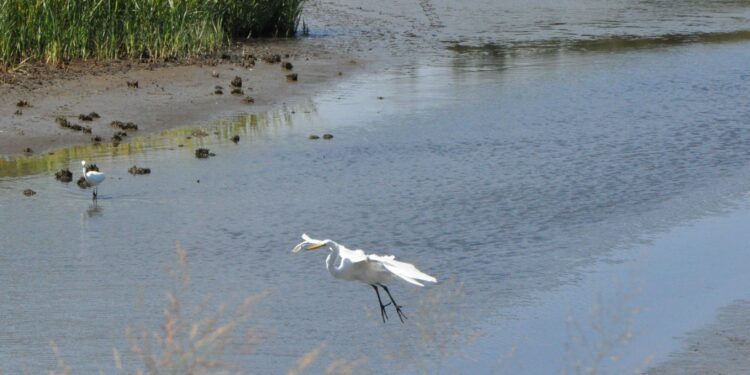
top-left (81, 160), bottom-right (105, 200)
top-left (293, 234), bottom-right (437, 323)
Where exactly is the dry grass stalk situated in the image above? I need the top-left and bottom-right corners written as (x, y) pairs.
top-left (43, 241), bottom-right (367, 374)
top-left (288, 345), bottom-right (323, 375)
top-left (49, 340), bottom-right (72, 375)
top-left (562, 285), bottom-right (641, 375)
top-left (126, 242), bottom-right (269, 374)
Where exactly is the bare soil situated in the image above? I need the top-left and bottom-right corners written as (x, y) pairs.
top-left (0, 43), bottom-right (360, 156)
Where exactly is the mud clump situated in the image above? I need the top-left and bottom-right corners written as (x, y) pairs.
top-left (195, 148), bottom-right (213, 158)
top-left (111, 121), bottom-right (138, 131)
top-left (286, 73), bottom-right (298, 82)
top-left (23, 147), bottom-right (33, 153)
top-left (241, 58), bottom-right (256, 69)
top-left (230, 76), bottom-right (242, 88)
top-left (112, 132), bottom-right (127, 144)
top-left (75, 124), bottom-right (92, 133)
top-left (242, 96), bottom-right (255, 104)
top-left (322, 134), bottom-right (334, 140)
top-left (77, 176), bottom-right (90, 188)
top-left (14, 109), bottom-right (22, 116)
top-left (262, 54), bottom-right (281, 64)
top-left (57, 117), bottom-right (92, 133)
top-left (231, 135), bottom-right (240, 143)
top-left (214, 85), bottom-right (224, 95)
top-left (55, 168), bottom-right (73, 182)
top-left (16, 100), bottom-right (29, 107)
top-left (127, 80), bottom-right (139, 88)
top-left (128, 165), bottom-right (151, 175)
top-left (23, 189), bottom-right (36, 196)
top-left (281, 61), bottom-right (293, 70)
top-left (231, 87), bottom-right (244, 95)
top-left (91, 135), bottom-right (103, 143)
top-left (112, 131), bottom-right (128, 141)
top-left (79, 112), bottom-right (100, 121)
top-left (309, 135), bottom-right (320, 140)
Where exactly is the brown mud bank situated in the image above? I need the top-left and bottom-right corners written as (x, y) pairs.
top-left (0, 44), bottom-right (361, 157)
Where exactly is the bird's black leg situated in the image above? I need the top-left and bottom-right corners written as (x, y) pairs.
top-left (92, 187), bottom-right (97, 200)
top-left (380, 284), bottom-right (407, 323)
top-left (372, 285), bottom-right (390, 323)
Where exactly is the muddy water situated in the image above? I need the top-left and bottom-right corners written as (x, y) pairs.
top-left (3, 1), bottom-right (750, 373)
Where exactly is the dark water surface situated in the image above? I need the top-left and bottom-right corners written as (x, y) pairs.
top-left (3, 1), bottom-right (750, 372)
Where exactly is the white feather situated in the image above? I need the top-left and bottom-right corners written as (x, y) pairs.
top-left (292, 234), bottom-right (437, 323)
top-left (293, 235), bottom-right (437, 286)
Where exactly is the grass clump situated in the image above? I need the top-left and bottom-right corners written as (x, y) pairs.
top-left (0, 0), bottom-right (305, 66)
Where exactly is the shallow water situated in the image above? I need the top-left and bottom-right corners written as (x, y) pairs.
top-left (3, 1), bottom-right (750, 373)
top-left (308, 0), bottom-right (750, 57)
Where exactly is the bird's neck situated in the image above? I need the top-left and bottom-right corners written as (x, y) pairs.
top-left (325, 245), bottom-right (343, 277)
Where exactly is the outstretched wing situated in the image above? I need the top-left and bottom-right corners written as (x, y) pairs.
top-left (367, 254), bottom-right (437, 287)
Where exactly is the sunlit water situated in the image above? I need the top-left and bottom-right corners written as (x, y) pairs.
top-left (3, 1), bottom-right (750, 373)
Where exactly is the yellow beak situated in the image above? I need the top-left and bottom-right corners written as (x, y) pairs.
top-left (307, 243), bottom-right (326, 250)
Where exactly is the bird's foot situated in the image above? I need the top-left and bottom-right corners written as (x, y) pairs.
top-left (379, 303), bottom-right (391, 323)
top-left (394, 305), bottom-right (407, 323)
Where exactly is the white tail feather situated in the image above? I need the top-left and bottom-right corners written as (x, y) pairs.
top-left (383, 265), bottom-right (426, 286)
top-left (369, 255), bottom-right (437, 286)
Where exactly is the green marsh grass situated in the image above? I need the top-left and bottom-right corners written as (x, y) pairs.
top-left (0, 0), bottom-right (305, 67)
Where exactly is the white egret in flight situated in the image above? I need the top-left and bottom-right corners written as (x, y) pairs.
top-left (293, 234), bottom-right (437, 323)
top-left (81, 160), bottom-right (105, 200)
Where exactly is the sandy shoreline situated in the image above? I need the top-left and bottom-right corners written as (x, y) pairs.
top-left (0, 44), bottom-right (361, 157)
top-left (0, 0), bottom-right (442, 158)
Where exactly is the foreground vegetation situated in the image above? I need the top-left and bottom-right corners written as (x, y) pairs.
top-left (0, 0), bottom-right (305, 66)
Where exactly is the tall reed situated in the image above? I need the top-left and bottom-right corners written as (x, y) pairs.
top-left (0, 0), bottom-right (305, 66)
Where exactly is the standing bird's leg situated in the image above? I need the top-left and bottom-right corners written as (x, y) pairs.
top-left (92, 187), bottom-right (97, 200)
top-left (372, 285), bottom-right (391, 323)
top-left (380, 284), bottom-right (407, 323)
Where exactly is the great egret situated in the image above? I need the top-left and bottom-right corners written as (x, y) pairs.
top-left (81, 160), bottom-right (105, 200)
top-left (293, 234), bottom-right (437, 323)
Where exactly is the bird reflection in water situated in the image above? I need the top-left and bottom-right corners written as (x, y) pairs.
top-left (86, 202), bottom-right (103, 217)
